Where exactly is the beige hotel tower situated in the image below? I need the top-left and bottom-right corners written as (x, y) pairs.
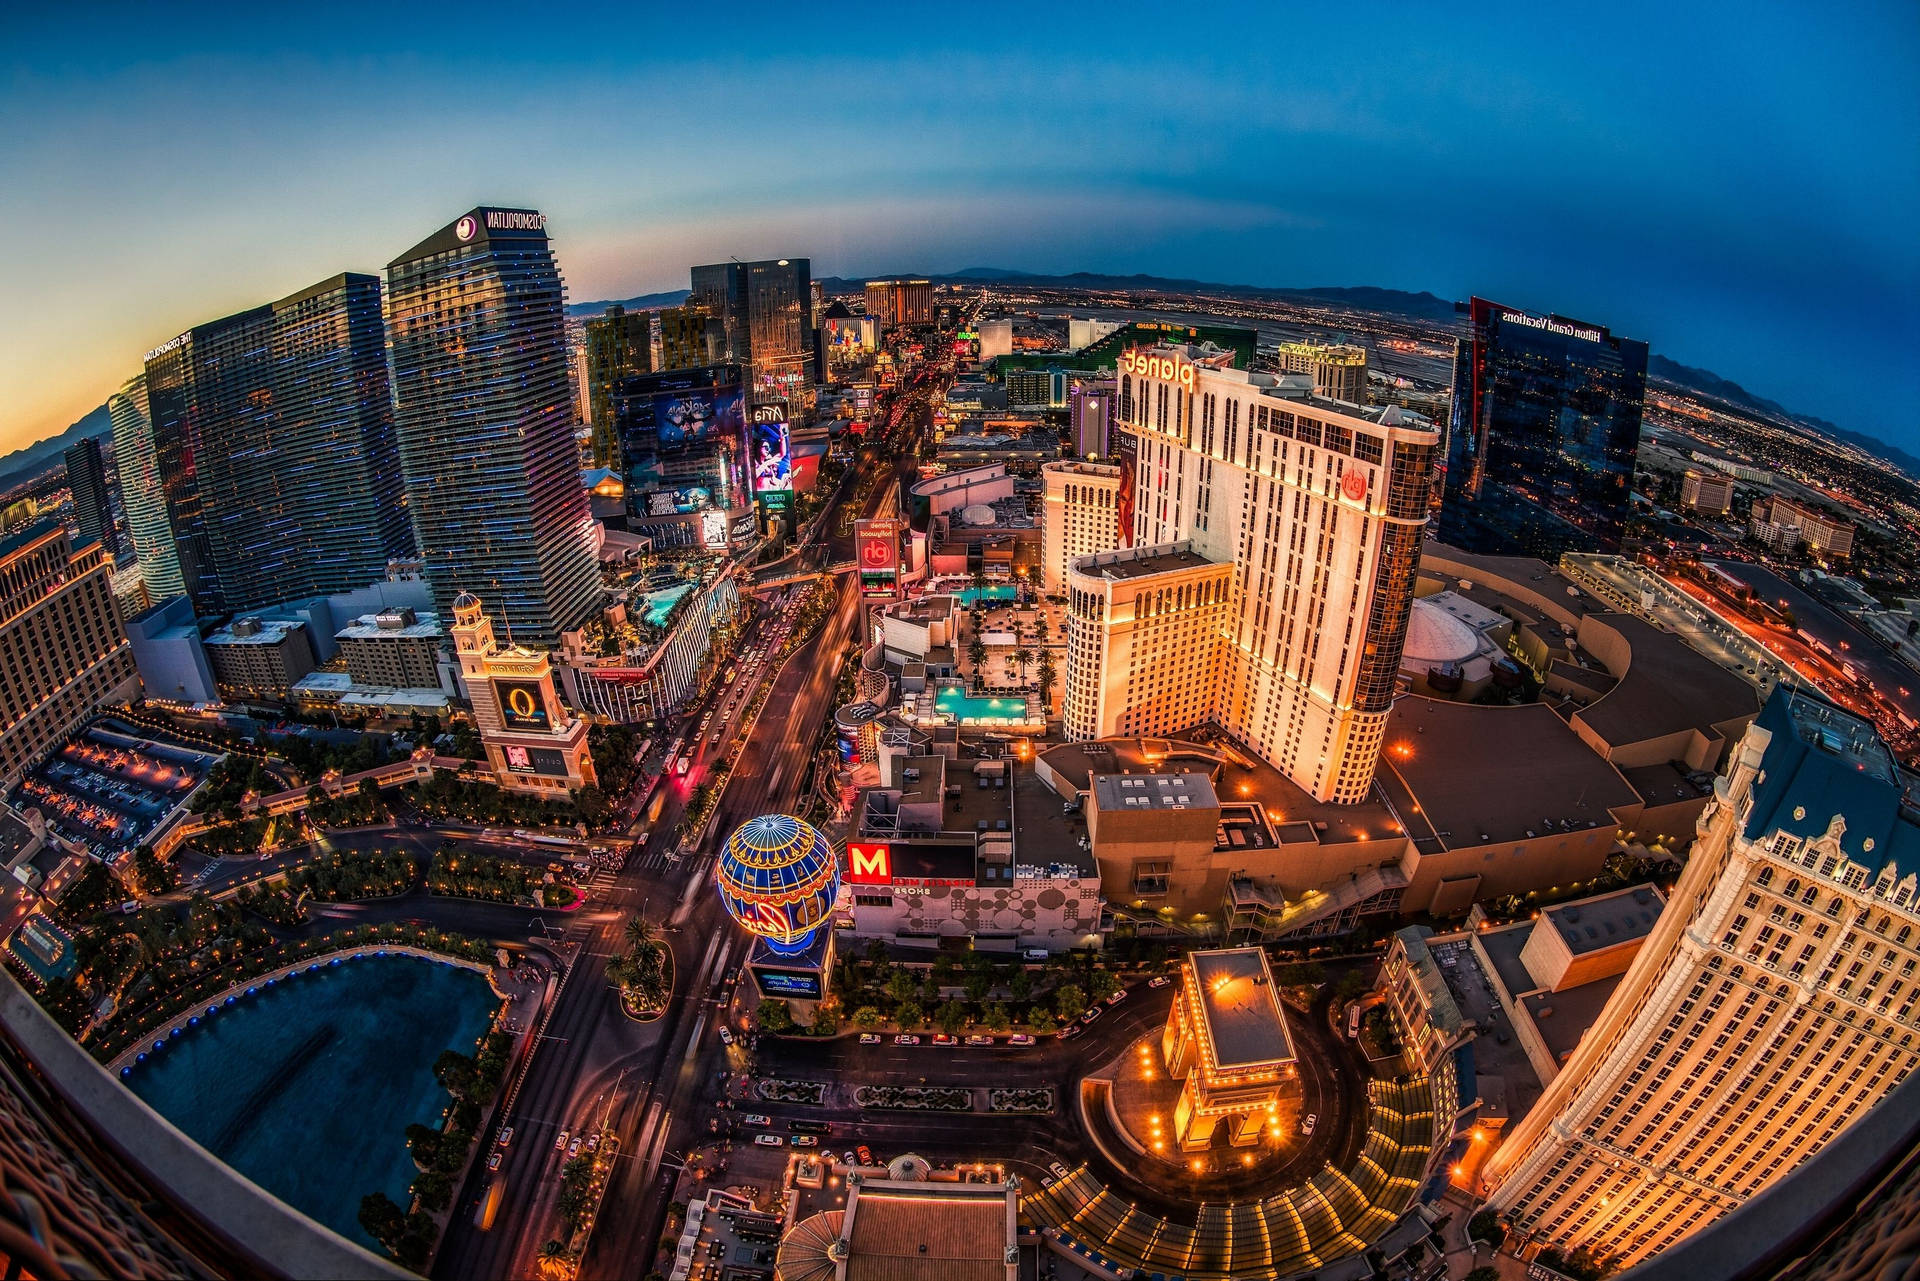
top-left (1479, 692), bottom-right (1920, 1267)
top-left (1065, 344), bottom-right (1439, 804)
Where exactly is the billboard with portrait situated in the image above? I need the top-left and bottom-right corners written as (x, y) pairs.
top-left (701, 510), bottom-right (728, 548)
top-left (652, 385), bottom-right (745, 452)
top-left (494, 680), bottom-right (550, 731)
top-left (751, 408), bottom-right (792, 503)
top-left (502, 744), bottom-right (569, 777)
top-left (751, 966), bottom-right (823, 1000)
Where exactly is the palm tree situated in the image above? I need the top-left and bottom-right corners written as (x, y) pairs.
top-left (1013, 647), bottom-right (1034, 686)
top-left (624, 916), bottom-right (656, 952)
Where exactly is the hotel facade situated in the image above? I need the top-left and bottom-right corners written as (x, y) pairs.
top-left (1068, 343), bottom-right (1438, 804)
top-left (1479, 692), bottom-right (1920, 1267)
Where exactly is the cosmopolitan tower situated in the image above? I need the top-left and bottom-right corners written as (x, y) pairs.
top-left (387, 208), bottom-right (601, 648)
top-left (1479, 692), bottom-right (1920, 1267)
top-left (1069, 343), bottom-right (1438, 804)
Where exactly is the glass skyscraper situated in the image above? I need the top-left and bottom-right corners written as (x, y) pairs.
top-left (583, 303), bottom-right (651, 470)
top-left (690, 259), bottom-right (814, 408)
top-left (1438, 297), bottom-right (1647, 559)
top-left (62, 435), bottom-right (113, 555)
top-left (386, 208), bottom-right (602, 649)
top-left (106, 373), bottom-right (186, 601)
top-left (141, 273), bottom-right (413, 615)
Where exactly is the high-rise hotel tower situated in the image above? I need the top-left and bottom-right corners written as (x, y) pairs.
top-left (387, 209), bottom-right (602, 649)
top-left (1479, 691), bottom-right (1920, 1267)
top-left (106, 374), bottom-right (186, 602)
top-left (1066, 344), bottom-right (1437, 804)
top-left (141, 273), bottom-right (413, 614)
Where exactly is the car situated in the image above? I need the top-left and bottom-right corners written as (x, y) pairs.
top-left (585, 1133), bottom-right (599, 1153)
top-left (745, 1114), bottom-right (772, 1127)
top-left (858, 1033), bottom-right (881, 1044)
top-left (931, 1034), bottom-right (959, 1047)
top-left (754, 1134), bottom-right (785, 1147)
top-left (856, 1145), bottom-right (875, 1165)
top-left (1057, 1023), bottom-right (1082, 1039)
top-left (1148, 975), bottom-right (1171, 988)
top-left (1049, 1161), bottom-right (1071, 1179)
top-left (496, 1126), bottom-right (513, 1147)
top-left (792, 1134), bottom-right (819, 1147)
top-left (1105, 989), bottom-right (1127, 1006)
top-left (555, 1129), bottom-right (570, 1151)
top-left (1301, 1113), bottom-right (1318, 1136)
top-left (894, 1034), bottom-right (921, 1046)
top-left (964, 1034), bottom-right (994, 1046)
top-left (718, 1027), bottom-right (735, 1046)
top-left (842, 1150), bottom-right (858, 1166)
top-left (487, 1151), bottom-right (502, 1171)
top-left (1079, 1007), bottom-right (1102, 1025)
top-left (1007, 1033), bottom-right (1035, 1046)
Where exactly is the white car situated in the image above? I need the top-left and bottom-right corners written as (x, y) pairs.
top-left (555, 1128), bottom-right (570, 1151)
top-left (1007, 1033), bottom-right (1035, 1046)
top-left (718, 1027), bottom-right (735, 1046)
top-left (1301, 1113), bottom-right (1318, 1136)
top-left (745, 1113), bottom-right (772, 1126)
top-left (1049, 1161), bottom-right (1070, 1179)
top-left (894, 1034), bottom-right (921, 1046)
top-left (754, 1134), bottom-right (785, 1147)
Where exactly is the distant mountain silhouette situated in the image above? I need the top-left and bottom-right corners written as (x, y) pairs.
top-left (0, 403), bottom-right (110, 496)
top-left (565, 288), bottom-right (691, 318)
top-left (1648, 355), bottom-right (1920, 480)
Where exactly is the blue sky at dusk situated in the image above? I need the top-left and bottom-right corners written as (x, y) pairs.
top-left (4, 1), bottom-right (1915, 456)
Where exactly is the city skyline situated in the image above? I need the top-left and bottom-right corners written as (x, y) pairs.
top-left (4, 3), bottom-right (1916, 458)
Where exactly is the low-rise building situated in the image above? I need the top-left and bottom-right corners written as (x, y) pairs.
top-left (334, 608), bottom-right (445, 691)
top-left (777, 1174), bottom-right (1018, 1281)
top-left (1749, 494), bottom-right (1855, 558)
top-left (1161, 946), bottom-right (1296, 1150)
top-left (1680, 468), bottom-right (1736, 516)
top-left (123, 594), bottom-right (217, 706)
top-left (201, 617), bottom-right (316, 701)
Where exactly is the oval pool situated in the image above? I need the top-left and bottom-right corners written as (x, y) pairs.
top-left (125, 953), bottom-right (498, 1248)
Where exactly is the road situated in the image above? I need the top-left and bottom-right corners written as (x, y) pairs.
top-left (430, 352), bottom-right (957, 1280)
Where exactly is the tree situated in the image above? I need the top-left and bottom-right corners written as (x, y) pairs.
top-left (357, 1192), bottom-right (408, 1249)
top-left (851, 1005), bottom-right (884, 1029)
top-left (895, 1000), bottom-right (925, 1029)
top-left (1028, 1007), bottom-right (1058, 1033)
top-left (885, 969), bottom-right (918, 1003)
top-left (1467, 1210), bottom-right (1505, 1248)
top-left (412, 1168), bottom-right (452, 1212)
top-left (1335, 969), bottom-right (1372, 1002)
top-left (624, 916), bottom-right (657, 951)
top-left (1054, 984), bottom-right (1087, 1021)
top-left (1009, 968), bottom-right (1033, 1001)
top-left (1465, 1269), bottom-right (1501, 1281)
top-left (1037, 650), bottom-right (1058, 705)
top-left (433, 1049), bottom-right (478, 1100)
top-left (983, 1003), bottom-right (1011, 1033)
top-left (1087, 969), bottom-right (1120, 1000)
top-left (757, 998), bottom-right (794, 1032)
top-left (809, 1000), bottom-right (841, 1035)
top-left (1012, 646), bottom-right (1034, 684)
top-left (1276, 962), bottom-right (1326, 988)
top-left (936, 1000), bottom-right (969, 1035)
top-left (131, 844), bottom-right (176, 896)
top-left (967, 638), bottom-right (989, 683)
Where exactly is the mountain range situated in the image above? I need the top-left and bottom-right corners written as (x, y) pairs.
top-left (0, 403), bottom-right (110, 498)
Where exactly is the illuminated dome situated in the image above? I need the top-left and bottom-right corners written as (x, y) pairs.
top-left (715, 814), bottom-right (839, 955)
top-left (1402, 598), bottom-right (1479, 666)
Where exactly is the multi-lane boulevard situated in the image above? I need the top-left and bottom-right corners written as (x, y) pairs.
top-left (430, 357), bottom-right (950, 1281)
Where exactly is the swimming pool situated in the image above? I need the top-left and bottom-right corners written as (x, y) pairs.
top-left (642, 583), bottom-right (694, 628)
top-left (934, 685), bottom-right (1035, 724)
top-left (125, 954), bottom-right (499, 1248)
top-left (953, 584), bottom-right (1018, 607)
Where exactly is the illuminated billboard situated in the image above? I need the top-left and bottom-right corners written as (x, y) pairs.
top-left (652, 385), bottom-right (745, 452)
top-left (502, 744), bottom-right (569, 776)
top-left (751, 405), bottom-right (792, 505)
top-left (494, 679), bottom-right (550, 731)
top-left (751, 966), bottom-right (824, 1000)
top-left (844, 838), bottom-right (975, 887)
top-left (701, 510), bottom-right (728, 549)
top-left (846, 841), bottom-right (892, 885)
top-left (855, 518), bottom-right (899, 598)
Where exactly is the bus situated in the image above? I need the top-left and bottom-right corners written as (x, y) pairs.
top-left (789, 1119), bottom-right (832, 1135)
top-left (475, 1178), bottom-right (505, 1230)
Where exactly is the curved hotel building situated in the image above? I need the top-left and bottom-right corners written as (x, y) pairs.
top-left (1066, 344), bottom-right (1438, 804)
top-left (1479, 692), bottom-right (1920, 1267)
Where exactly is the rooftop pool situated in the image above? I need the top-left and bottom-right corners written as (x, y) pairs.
top-left (125, 953), bottom-right (499, 1249)
top-left (952, 584), bottom-right (1018, 607)
top-left (934, 685), bottom-right (1035, 725)
top-left (641, 583), bottom-right (694, 628)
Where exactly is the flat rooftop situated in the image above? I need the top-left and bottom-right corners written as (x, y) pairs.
top-left (1376, 697), bottom-right (1641, 853)
top-left (1522, 974), bottom-right (1626, 1067)
top-left (1543, 884), bottom-right (1665, 955)
top-left (1189, 947), bottom-right (1295, 1071)
top-left (1071, 544), bottom-right (1222, 582)
top-left (1571, 612), bottom-right (1760, 751)
top-left (1092, 771), bottom-right (1218, 813)
top-left (334, 612), bottom-right (443, 641)
top-left (204, 617), bottom-right (305, 646)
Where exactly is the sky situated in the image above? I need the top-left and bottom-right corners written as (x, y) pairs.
top-left (4, 1), bottom-right (1917, 456)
